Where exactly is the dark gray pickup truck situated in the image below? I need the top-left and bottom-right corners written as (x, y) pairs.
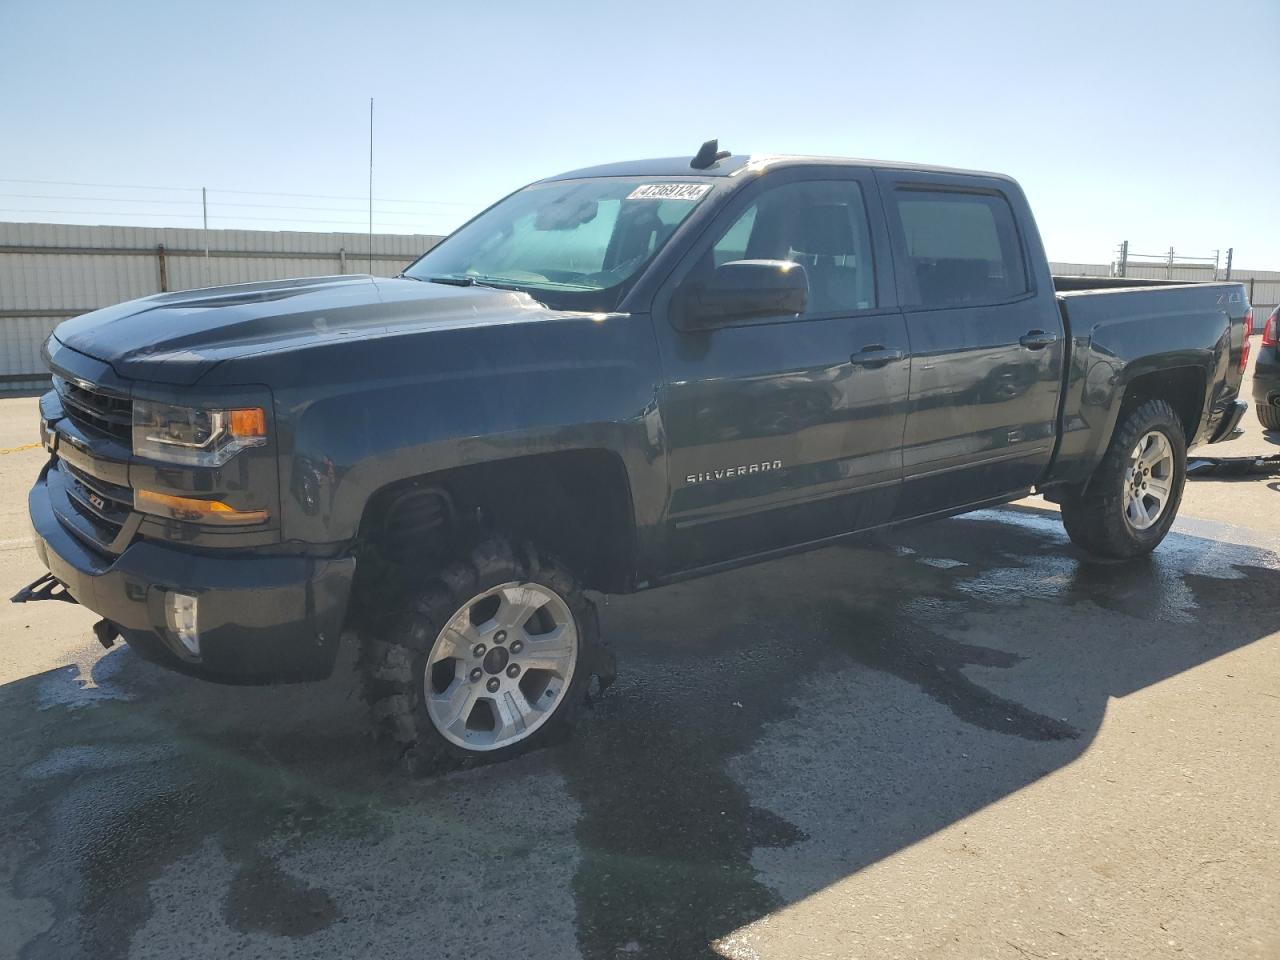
top-left (17, 143), bottom-right (1251, 762)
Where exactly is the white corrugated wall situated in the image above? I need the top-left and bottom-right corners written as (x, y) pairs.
top-left (1048, 262), bottom-right (1112, 277)
top-left (2, 226), bottom-right (1274, 391)
top-left (0, 222), bottom-right (442, 389)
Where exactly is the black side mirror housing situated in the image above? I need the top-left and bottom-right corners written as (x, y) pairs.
top-left (680, 259), bottom-right (808, 328)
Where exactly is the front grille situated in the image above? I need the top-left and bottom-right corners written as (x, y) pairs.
top-left (59, 459), bottom-right (131, 542)
top-left (53, 375), bottom-right (132, 442)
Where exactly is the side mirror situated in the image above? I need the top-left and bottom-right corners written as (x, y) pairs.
top-left (680, 259), bottom-right (808, 328)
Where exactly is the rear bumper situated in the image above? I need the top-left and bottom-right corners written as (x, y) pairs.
top-left (28, 464), bottom-right (355, 684)
top-left (1206, 399), bottom-right (1248, 443)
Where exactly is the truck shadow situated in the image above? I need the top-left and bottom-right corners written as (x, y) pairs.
top-left (2, 506), bottom-right (1278, 960)
top-left (559, 506), bottom-right (1280, 957)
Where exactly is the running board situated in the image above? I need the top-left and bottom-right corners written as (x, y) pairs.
top-left (1187, 454), bottom-right (1280, 478)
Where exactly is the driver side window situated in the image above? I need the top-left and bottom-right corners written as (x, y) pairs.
top-left (698, 180), bottom-right (877, 318)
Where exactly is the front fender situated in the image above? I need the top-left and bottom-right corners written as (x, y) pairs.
top-left (266, 313), bottom-right (667, 548)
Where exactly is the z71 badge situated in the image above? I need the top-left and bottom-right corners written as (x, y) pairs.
top-left (686, 460), bottom-right (782, 485)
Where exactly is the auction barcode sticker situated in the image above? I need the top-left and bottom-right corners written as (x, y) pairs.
top-left (626, 183), bottom-right (712, 201)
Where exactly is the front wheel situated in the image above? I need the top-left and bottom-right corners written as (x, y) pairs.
top-left (360, 536), bottom-right (602, 766)
top-left (1059, 399), bottom-right (1187, 559)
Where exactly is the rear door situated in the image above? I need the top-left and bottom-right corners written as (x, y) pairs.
top-left (879, 172), bottom-right (1065, 516)
top-left (650, 166), bottom-right (909, 573)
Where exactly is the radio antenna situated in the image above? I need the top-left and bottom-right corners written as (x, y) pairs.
top-left (368, 97), bottom-right (374, 275)
top-left (691, 138), bottom-right (730, 170)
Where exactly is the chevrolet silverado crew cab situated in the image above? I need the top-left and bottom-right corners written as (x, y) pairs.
top-left (16, 142), bottom-right (1252, 763)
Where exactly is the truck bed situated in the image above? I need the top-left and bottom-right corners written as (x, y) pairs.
top-left (1052, 277), bottom-right (1247, 322)
top-left (1053, 275), bottom-right (1225, 292)
top-left (1045, 278), bottom-right (1249, 481)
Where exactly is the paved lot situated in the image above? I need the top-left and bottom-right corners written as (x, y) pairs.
top-left (1, 370), bottom-right (1277, 960)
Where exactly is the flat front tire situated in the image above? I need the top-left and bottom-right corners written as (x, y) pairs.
top-left (1059, 399), bottom-right (1187, 559)
top-left (360, 536), bottom-right (602, 765)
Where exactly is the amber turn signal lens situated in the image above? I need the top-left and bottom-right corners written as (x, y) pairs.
top-left (134, 489), bottom-right (269, 526)
top-left (228, 407), bottom-right (267, 438)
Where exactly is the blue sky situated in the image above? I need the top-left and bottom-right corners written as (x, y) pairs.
top-left (2, 0), bottom-right (1277, 266)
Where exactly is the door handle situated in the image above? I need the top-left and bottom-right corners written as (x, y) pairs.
top-left (849, 345), bottom-right (905, 368)
top-left (1019, 330), bottom-right (1058, 350)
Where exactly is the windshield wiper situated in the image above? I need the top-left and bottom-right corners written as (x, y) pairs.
top-left (410, 273), bottom-right (549, 305)
top-left (419, 274), bottom-right (520, 291)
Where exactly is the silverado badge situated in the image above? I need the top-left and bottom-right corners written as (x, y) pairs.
top-left (685, 460), bottom-right (782, 485)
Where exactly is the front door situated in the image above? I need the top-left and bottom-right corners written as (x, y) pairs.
top-left (650, 169), bottom-right (909, 574)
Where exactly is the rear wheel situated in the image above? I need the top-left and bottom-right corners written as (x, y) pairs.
top-left (1257, 402), bottom-right (1280, 432)
top-left (1059, 399), bottom-right (1187, 559)
top-left (360, 536), bottom-right (603, 766)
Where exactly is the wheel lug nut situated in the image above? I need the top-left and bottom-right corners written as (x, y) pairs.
top-left (473, 643), bottom-right (486, 657)
top-left (486, 677), bottom-right (500, 693)
top-left (510, 640), bottom-right (523, 654)
top-left (506, 664), bottom-right (520, 678)
top-left (494, 630), bottom-right (507, 644)
top-left (470, 667), bottom-right (483, 683)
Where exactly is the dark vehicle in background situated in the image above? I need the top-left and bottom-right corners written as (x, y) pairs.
top-left (16, 143), bottom-right (1253, 764)
top-left (1254, 305), bottom-right (1280, 431)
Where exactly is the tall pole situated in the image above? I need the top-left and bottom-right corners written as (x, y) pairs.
top-left (202, 187), bottom-right (210, 286)
top-left (1225, 247), bottom-right (1233, 281)
top-left (368, 97), bottom-right (374, 276)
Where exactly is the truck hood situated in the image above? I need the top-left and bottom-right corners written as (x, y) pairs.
top-left (51, 275), bottom-right (562, 386)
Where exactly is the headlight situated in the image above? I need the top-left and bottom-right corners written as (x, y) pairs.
top-left (132, 400), bottom-right (267, 466)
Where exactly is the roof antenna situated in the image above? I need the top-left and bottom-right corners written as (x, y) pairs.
top-left (691, 138), bottom-right (731, 170)
top-left (368, 97), bottom-right (374, 276)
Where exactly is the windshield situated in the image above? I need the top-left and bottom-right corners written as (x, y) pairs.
top-left (403, 177), bottom-right (714, 311)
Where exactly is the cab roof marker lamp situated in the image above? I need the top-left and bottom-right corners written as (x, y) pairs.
top-left (134, 489), bottom-right (269, 526)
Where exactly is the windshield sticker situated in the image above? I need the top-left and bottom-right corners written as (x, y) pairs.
top-left (626, 183), bottom-right (711, 202)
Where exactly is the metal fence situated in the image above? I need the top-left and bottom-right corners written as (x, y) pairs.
top-left (2, 222), bottom-right (1275, 393)
top-left (1049, 260), bottom-right (1280, 316)
top-left (0, 222), bottom-right (442, 391)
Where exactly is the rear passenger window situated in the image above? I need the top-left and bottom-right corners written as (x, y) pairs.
top-left (894, 190), bottom-right (1028, 308)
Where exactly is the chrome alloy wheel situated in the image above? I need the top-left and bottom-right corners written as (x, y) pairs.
top-left (424, 581), bottom-right (579, 752)
top-left (1123, 430), bottom-right (1175, 531)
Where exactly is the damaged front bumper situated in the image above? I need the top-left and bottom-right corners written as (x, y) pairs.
top-left (20, 464), bottom-right (357, 685)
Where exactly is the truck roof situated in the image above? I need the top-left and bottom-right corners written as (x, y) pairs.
top-left (543, 153), bottom-right (1016, 184)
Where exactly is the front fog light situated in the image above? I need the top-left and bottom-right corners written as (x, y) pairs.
top-left (166, 592), bottom-right (200, 656)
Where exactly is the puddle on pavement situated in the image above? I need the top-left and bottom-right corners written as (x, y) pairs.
top-left (3, 507), bottom-right (1278, 960)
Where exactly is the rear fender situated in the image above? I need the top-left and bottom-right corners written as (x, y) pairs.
top-left (1048, 309), bottom-right (1228, 486)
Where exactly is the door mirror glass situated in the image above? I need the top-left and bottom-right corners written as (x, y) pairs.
top-left (680, 259), bottom-right (808, 328)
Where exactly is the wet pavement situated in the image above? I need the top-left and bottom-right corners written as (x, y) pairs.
top-left (1, 394), bottom-right (1278, 959)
